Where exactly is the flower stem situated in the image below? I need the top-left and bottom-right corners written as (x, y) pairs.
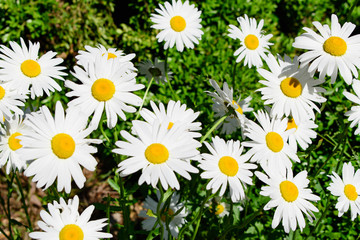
top-left (164, 49), bottom-right (179, 101)
top-left (99, 114), bottom-right (111, 143)
top-left (200, 114), bottom-right (229, 144)
top-left (135, 77), bottom-right (154, 120)
top-left (6, 174), bottom-right (15, 240)
top-left (15, 172), bottom-right (32, 231)
top-left (313, 122), bottom-right (350, 178)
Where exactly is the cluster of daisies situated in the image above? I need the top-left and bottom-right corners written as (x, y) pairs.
top-left (0, 38), bottom-right (147, 238)
top-left (147, 0), bottom-right (360, 236)
top-left (1, 0), bottom-right (360, 238)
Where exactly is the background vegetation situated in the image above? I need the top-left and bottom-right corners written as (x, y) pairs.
top-left (1, 0), bottom-right (360, 239)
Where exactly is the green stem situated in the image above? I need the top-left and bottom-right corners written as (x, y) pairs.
top-left (15, 172), bottom-right (32, 231)
top-left (200, 114), bottom-right (229, 144)
top-left (118, 176), bottom-right (130, 238)
top-left (0, 225), bottom-right (10, 240)
top-left (156, 187), bottom-right (165, 240)
top-left (178, 190), bottom-right (213, 239)
top-left (6, 174), bottom-right (15, 240)
top-left (106, 194), bottom-right (111, 237)
top-left (135, 77), bottom-right (154, 120)
top-left (306, 130), bottom-right (348, 239)
top-left (164, 49), bottom-right (179, 101)
top-left (232, 62), bottom-right (237, 86)
top-left (220, 209), bottom-right (263, 240)
top-left (313, 122), bottom-right (350, 178)
top-left (99, 114), bottom-right (111, 143)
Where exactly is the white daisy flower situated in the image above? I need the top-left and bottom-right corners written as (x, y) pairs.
top-left (293, 14), bottom-right (360, 84)
top-left (0, 114), bottom-right (29, 174)
top-left (66, 55), bottom-right (144, 129)
top-left (199, 136), bottom-right (256, 202)
top-left (328, 162), bottom-right (360, 220)
top-left (18, 101), bottom-right (102, 193)
top-left (286, 117), bottom-right (318, 152)
top-left (29, 195), bottom-right (112, 239)
top-left (139, 191), bottom-right (187, 240)
top-left (206, 79), bottom-right (253, 135)
top-left (257, 54), bottom-right (326, 123)
top-left (228, 14), bottom-right (273, 68)
top-left (344, 79), bottom-right (360, 135)
top-left (138, 58), bottom-right (172, 84)
top-left (113, 120), bottom-right (200, 190)
top-left (150, 0), bottom-right (204, 52)
top-left (0, 82), bottom-right (27, 123)
top-left (0, 38), bottom-right (66, 98)
top-left (242, 110), bottom-right (300, 173)
top-left (255, 166), bottom-right (320, 233)
top-left (140, 100), bottom-right (201, 138)
top-left (76, 44), bottom-right (136, 73)
top-left (205, 197), bottom-right (230, 218)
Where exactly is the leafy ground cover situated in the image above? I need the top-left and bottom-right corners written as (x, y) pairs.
top-left (1, 0), bottom-right (360, 239)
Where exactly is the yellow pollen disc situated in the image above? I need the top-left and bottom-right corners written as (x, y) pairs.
top-left (91, 78), bottom-right (115, 101)
top-left (218, 156), bottom-right (239, 177)
top-left (20, 59), bottom-right (41, 78)
top-left (280, 77), bottom-right (302, 98)
top-left (107, 52), bottom-right (117, 59)
top-left (51, 133), bottom-right (76, 159)
top-left (167, 122), bottom-right (174, 130)
top-left (215, 204), bottom-right (225, 215)
top-left (280, 180), bottom-right (299, 202)
top-left (0, 86), bottom-right (5, 100)
top-left (59, 224), bottom-right (84, 240)
top-left (8, 132), bottom-right (22, 151)
top-left (244, 34), bottom-right (259, 50)
top-left (231, 100), bottom-right (243, 115)
top-left (170, 16), bottom-right (186, 32)
top-left (286, 118), bottom-right (298, 131)
top-left (323, 36), bottom-right (347, 56)
top-left (145, 143), bottom-right (169, 164)
top-left (344, 184), bottom-right (358, 201)
top-left (161, 208), bottom-right (174, 222)
top-left (265, 132), bottom-right (284, 152)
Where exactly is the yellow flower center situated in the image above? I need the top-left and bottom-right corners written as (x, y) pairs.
top-left (167, 122), bottom-right (174, 130)
top-left (244, 34), bottom-right (259, 50)
top-left (20, 59), bottom-right (41, 78)
top-left (8, 132), bottom-right (22, 151)
top-left (145, 143), bottom-right (169, 164)
top-left (51, 133), bottom-right (76, 159)
top-left (170, 16), bottom-right (186, 32)
top-left (215, 204), bottom-right (225, 215)
top-left (265, 132), bottom-right (284, 152)
top-left (107, 52), bottom-right (117, 59)
top-left (59, 224), bottom-right (84, 240)
top-left (323, 36), bottom-right (347, 56)
top-left (280, 77), bottom-right (302, 98)
top-left (160, 208), bottom-right (174, 222)
top-left (344, 184), bottom-right (358, 201)
top-left (0, 86), bottom-right (5, 100)
top-left (91, 78), bottom-right (115, 101)
top-left (280, 180), bottom-right (299, 202)
top-left (218, 156), bottom-right (239, 177)
top-left (231, 100), bottom-right (243, 114)
top-left (286, 118), bottom-right (298, 131)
